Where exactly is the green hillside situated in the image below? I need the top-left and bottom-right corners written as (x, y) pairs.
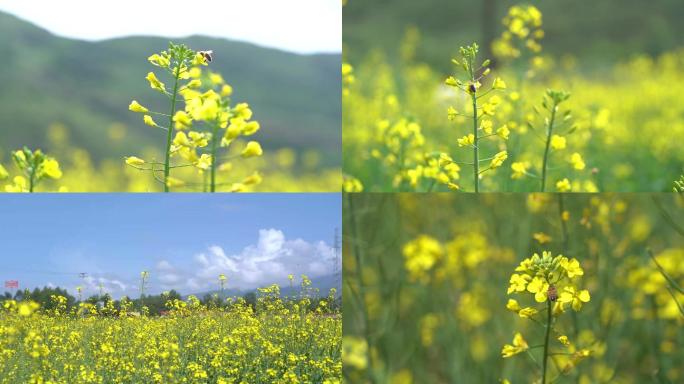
top-left (0, 11), bottom-right (341, 166)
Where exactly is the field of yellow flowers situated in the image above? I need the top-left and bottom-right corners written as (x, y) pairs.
top-left (343, 193), bottom-right (684, 383)
top-left (343, 4), bottom-right (684, 192)
top-left (0, 287), bottom-right (341, 383)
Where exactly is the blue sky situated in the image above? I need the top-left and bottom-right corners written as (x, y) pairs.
top-left (0, 0), bottom-right (341, 54)
top-left (0, 194), bottom-right (341, 298)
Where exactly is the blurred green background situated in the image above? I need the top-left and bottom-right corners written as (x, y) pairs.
top-left (344, 0), bottom-right (684, 71)
top-left (343, 193), bottom-right (684, 383)
top-left (0, 11), bottom-right (340, 168)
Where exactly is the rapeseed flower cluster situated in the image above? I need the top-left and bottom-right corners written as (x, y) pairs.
top-left (492, 4), bottom-right (544, 77)
top-left (503, 251), bottom-right (591, 383)
top-left (445, 43), bottom-right (508, 192)
top-left (0, 147), bottom-right (63, 192)
top-left (127, 42), bottom-right (263, 192)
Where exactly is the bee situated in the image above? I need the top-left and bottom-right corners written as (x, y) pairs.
top-left (198, 50), bottom-right (213, 63)
top-left (468, 83), bottom-right (477, 94)
top-left (547, 284), bottom-right (558, 302)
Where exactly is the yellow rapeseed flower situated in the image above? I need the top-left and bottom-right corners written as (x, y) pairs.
top-left (458, 134), bottom-right (475, 147)
top-left (129, 100), bottom-right (149, 113)
top-left (143, 115), bottom-right (157, 127)
top-left (490, 151), bottom-right (508, 169)
top-left (241, 141), bottom-right (263, 158)
top-left (556, 178), bottom-right (572, 192)
top-left (146, 72), bottom-right (166, 92)
top-left (501, 333), bottom-right (528, 358)
top-left (550, 135), bottom-right (567, 150)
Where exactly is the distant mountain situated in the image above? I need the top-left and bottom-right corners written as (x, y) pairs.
top-left (0, 11), bottom-right (341, 166)
top-left (188, 274), bottom-right (341, 300)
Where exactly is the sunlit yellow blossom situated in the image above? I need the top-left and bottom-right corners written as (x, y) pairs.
top-left (41, 158), bottom-right (62, 179)
top-left (220, 84), bottom-right (233, 97)
top-left (493, 77), bottom-right (507, 90)
top-left (241, 141), bottom-right (263, 158)
top-left (18, 301), bottom-right (39, 316)
top-left (145, 72), bottom-right (165, 92)
top-left (558, 335), bottom-right (570, 346)
top-left (125, 156), bottom-right (145, 167)
top-left (511, 162), bottom-right (528, 179)
top-left (560, 257), bottom-right (584, 278)
top-left (403, 235), bottom-right (444, 283)
top-left (506, 299), bottom-right (521, 312)
top-left (447, 106), bottom-right (459, 120)
top-left (526, 276), bottom-right (549, 302)
top-left (445, 76), bottom-right (459, 87)
top-left (490, 151), bottom-right (508, 169)
top-left (533, 232), bottom-right (552, 244)
top-left (148, 53), bottom-right (170, 68)
top-left (186, 79), bottom-right (202, 89)
top-left (502, 333), bottom-right (528, 358)
top-left (507, 273), bottom-right (530, 294)
top-left (343, 336), bottom-right (368, 370)
top-left (481, 119), bottom-right (493, 134)
top-left (242, 121), bottom-right (260, 136)
top-left (570, 152), bottom-right (586, 170)
top-left (556, 178), bottom-right (572, 192)
top-left (143, 115), bottom-right (157, 127)
top-left (481, 103), bottom-right (496, 116)
top-left (559, 286), bottom-right (591, 311)
top-left (458, 134), bottom-right (475, 147)
top-left (497, 125), bottom-right (510, 140)
top-left (173, 111), bottom-right (193, 129)
top-left (518, 307), bottom-right (538, 318)
top-left (165, 177), bottom-right (185, 188)
top-left (233, 103), bottom-right (253, 120)
top-left (550, 135), bottom-right (567, 150)
top-left (128, 100), bottom-right (149, 113)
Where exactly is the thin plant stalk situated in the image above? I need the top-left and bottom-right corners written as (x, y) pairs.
top-left (542, 300), bottom-right (553, 384)
top-left (347, 194), bottom-right (375, 383)
top-left (467, 56), bottom-right (480, 193)
top-left (540, 103), bottom-right (558, 192)
top-left (163, 66), bottom-right (182, 192)
top-left (210, 122), bottom-right (220, 192)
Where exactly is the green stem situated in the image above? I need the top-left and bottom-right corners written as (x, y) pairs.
top-left (347, 193), bottom-right (375, 383)
top-left (472, 94), bottom-right (479, 193)
top-left (542, 301), bottom-right (552, 384)
top-left (28, 171), bottom-right (35, 193)
top-left (210, 122), bottom-right (220, 193)
top-left (540, 104), bottom-right (558, 192)
top-left (558, 194), bottom-right (569, 254)
top-left (163, 66), bottom-right (182, 192)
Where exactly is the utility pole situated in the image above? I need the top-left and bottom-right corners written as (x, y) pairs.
top-left (333, 227), bottom-right (341, 293)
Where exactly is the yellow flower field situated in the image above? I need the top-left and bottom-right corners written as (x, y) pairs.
top-left (343, 3), bottom-right (684, 192)
top-left (0, 288), bottom-right (341, 384)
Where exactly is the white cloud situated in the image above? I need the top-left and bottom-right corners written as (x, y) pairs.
top-left (79, 275), bottom-right (129, 296)
top-left (152, 228), bottom-right (336, 293)
top-left (156, 260), bottom-right (174, 271)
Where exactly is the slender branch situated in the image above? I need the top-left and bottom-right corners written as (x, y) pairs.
top-left (540, 104), bottom-right (558, 192)
top-left (163, 65), bottom-right (182, 192)
top-left (542, 301), bottom-right (553, 384)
